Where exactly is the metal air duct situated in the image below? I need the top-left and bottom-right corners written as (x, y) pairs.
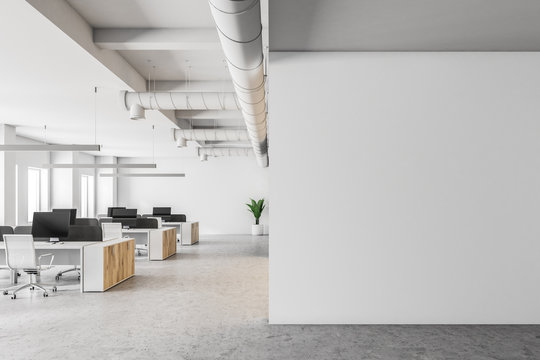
top-left (208, 0), bottom-right (268, 167)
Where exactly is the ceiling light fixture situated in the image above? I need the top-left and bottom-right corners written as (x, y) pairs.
top-left (129, 103), bottom-right (145, 120)
top-left (176, 137), bottom-right (187, 148)
top-left (42, 163), bottom-right (157, 169)
top-left (0, 144), bottom-right (101, 152)
top-left (100, 173), bottom-right (185, 178)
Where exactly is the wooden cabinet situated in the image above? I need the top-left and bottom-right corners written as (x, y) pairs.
top-left (181, 222), bottom-right (199, 245)
top-left (103, 239), bottom-right (135, 290)
top-left (161, 227), bottom-right (177, 259)
top-left (149, 227), bottom-right (177, 260)
top-left (83, 238), bottom-right (135, 292)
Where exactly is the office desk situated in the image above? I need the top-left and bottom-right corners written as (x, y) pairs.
top-left (163, 222), bottom-right (199, 246)
top-left (122, 227), bottom-right (176, 260)
top-left (0, 238), bottom-right (135, 292)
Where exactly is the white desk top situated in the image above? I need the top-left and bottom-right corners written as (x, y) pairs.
top-left (0, 241), bottom-right (97, 250)
top-left (122, 227), bottom-right (174, 234)
top-left (162, 221), bottom-right (197, 225)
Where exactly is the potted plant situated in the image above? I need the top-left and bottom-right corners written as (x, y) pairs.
top-left (246, 198), bottom-right (266, 235)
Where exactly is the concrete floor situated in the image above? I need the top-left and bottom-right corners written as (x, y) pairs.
top-left (1, 235), bottom-right (540, 360)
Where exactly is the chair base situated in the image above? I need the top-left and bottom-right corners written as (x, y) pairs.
top-left (56, 266), bottom-right (80, 280)
top-left (136, 244), bottom-right (148, 256)
top-left (3, 282), bottom-right (57, 299)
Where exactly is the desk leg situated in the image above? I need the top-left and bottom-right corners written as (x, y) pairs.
top-left (10, 269), bottom-right (17, 284)
top-left (80, 247), bottom-right (84, 293)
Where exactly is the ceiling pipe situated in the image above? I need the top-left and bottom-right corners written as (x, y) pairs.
top-left (172, 128), bottom-right (250, 143)
top-left (198, 147), bottom-right (253, 157)
top-left (121, 90), bottom-right (240, 112)
top-left (208, 0), bottom-right (269, 167)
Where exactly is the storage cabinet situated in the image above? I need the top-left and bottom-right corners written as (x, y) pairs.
top-left (83, 238), bottom-right (135, 292)
top-left (181, 222), bottom-right (199, 245)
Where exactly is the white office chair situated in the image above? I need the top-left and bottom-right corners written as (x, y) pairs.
top-left (102, 222), bottom-right (122, 240)
top-left (2, 235), bottom-right (57, 299)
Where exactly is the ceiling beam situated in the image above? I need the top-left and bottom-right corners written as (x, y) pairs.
top-left (26, 0), bottom-right (145, 91)
top-left (94, 28), bottom-right (221, 51)
top-left (25, 0), bottom-right (188, 131)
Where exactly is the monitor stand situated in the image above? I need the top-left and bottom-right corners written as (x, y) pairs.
top-left (50, 237), bottom-right (60, 243)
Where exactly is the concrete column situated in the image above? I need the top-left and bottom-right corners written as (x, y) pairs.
top-left (0, 124), bottom-right (17, 225)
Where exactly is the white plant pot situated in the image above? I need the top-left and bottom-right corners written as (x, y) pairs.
top-left (251, 224), bottom-right (264, 236)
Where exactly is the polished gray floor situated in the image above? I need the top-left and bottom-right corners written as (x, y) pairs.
top-left (1, 235), bottom-right (539, 360)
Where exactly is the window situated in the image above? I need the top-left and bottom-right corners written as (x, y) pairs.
top-left (80, 174), bottom-right (94, 218)
top-left (27, 168), bottom-right (40, 222)
top-left (27, 167), bottom-right (49, 223)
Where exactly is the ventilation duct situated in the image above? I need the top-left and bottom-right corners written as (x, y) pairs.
top-left (208, 0), bottom-right (268, 167)
top-left (172, 128), bottom-right (250, 143)
top-left (121, 91), bottom-right (241, 112)
top-left (198, 147), bottom-right (253, 157)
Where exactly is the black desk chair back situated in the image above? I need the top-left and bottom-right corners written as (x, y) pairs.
top-left (112, 218), bottom-right (137, 228)
top-left (74, 218), bottom-right (99, 226)
top-left (0, 226), bottom-right (14, 239)
top-left (135, 218), bottom-right (158, 229)
top-left (169, 214), bottom-right (186, 222)
top-left (66, 225), bottom-right (103, 241)
top-left (14, 226), bottom-right (32, 235)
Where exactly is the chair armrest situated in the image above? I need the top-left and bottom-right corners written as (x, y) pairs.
top-left (37, 253), bottom-right (55, 270)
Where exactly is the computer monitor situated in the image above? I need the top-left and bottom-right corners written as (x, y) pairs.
top-left (32, 212), bottom-right (70, 241)
top-left (153, 207), bottom-right (171, 216)
top-left (52, 208), bottom-right (77, 225)
top-left (111, 208), bottom-right (137, 218)
top-left (107, 207), bottom-right (126, 217)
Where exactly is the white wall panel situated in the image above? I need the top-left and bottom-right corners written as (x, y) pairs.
top-left (269, 52), bottom-right (540, 324)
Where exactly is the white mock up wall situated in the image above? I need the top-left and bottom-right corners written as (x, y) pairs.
top-left (269, 52), bottom-right (540, 324)
top-left (117, 156), bottom-right (269, 234)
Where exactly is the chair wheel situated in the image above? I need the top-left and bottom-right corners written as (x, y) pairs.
top-left (11, 294), bottom-right (16, 299)
top-left (17, 273), bottom-right (21, 277)
top-left (30, 286), bottom-right (35, 291)
top-left (3, 291), bottom-right (8, 295)
top-left (43, 293), bottom-right (48, 297)
top-left (55, 276), bottom-right (60, 280)
top-left (52, 286), bottom-right (57, 292)
top-left (78, 276), bottom-right (81, 280)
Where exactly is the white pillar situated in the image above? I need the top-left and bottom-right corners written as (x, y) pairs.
top-left (0, 124), bottom-right (17, 225)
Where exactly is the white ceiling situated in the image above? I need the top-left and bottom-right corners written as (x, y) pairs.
top-left (270, 0), bottom-right (540, 51)
top-left (66, 0), bottom-right (217, 28)
top-left (0, 0), bottom-right (195, 158)
top-left (68, 0), bottom-right (232, 82)
top-left (117, 50), bottom-right (230, 81)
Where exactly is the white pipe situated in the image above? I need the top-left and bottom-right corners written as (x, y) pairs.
top-left (209, 0), bottom-right (268, 167)
top-left (198, 147), bottom-right (253, 157)
top-left (171, 128), bottom-right (250, 142)
top-left (122, 91), bottom-right (240, 111)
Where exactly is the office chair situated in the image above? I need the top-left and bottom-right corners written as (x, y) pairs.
top-left (135, 218), bottom-right (158, 229)
top-left (0, 227), bottom-right (19, 277)
top-left (55, 225), bottom-right (102, 281)
top-left (169, 214), bottom-right (186, 222)
top-left (2, 235), bottom-right (57, 299)
top-left (74, 218), bottom-right (99, 226)
top-left (132, 218), bottom-right (158, 256)
top-left (102, 223), bottom-right (122, 240)
top-left (14, 226), bottom-right (32, 234)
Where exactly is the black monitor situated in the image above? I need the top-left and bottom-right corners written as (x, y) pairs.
top-left (32, 212), bottom-right (70, 240)
top-left (111, 208), bottom-right (137, 218)
top-left (52, 208), bottom-right (77, 225)
top-left (153, 207), bottom-right (171, 216)
top-left (107, 207), bottom-right (126, 217)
